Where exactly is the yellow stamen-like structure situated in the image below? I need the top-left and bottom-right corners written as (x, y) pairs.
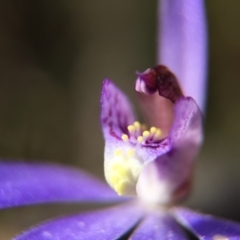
top-left (121, 134), bottom-right (129, 142)
top-left (133, 121), bottom-right (141, 129)
top-left (150, 127), bottom-right (157, 134)
top-left (105, 121), bottom-right (162, 196)
top-left (121, 122), bottom-right (162, 145)
top-left (127, 149), bottom-right (135, 157)
top-left (137, 136), bottom-right (143, 143)
top-left (114, 149), bottom-right (122, 156)
top-left (127, 125), bottom-right (135, 134)
top-left (105, 148), bottom-right (143, 195)
top-left (155, 129), bottom-right (162, 139)
top-left (143, 131), bottom-right (150, 138)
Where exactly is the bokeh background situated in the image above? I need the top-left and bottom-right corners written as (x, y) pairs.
top-left (1, 0), bottom-right (240, 239)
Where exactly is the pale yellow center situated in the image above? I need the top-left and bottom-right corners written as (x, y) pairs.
top-left (106, 148), bottom-right (143, 195)
top-left (105, 121), bottom-right (162, 196)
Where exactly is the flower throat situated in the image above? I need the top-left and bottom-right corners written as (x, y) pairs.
top-left (106, 121), bottom-right (162, 196)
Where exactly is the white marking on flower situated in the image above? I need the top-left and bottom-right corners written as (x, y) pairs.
top-left (213, 234), bottom-right (229, 240)
top-left (42, 231), bottom-right (53, 238)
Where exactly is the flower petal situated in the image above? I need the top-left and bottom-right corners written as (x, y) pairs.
top-left (129, 211), bottom-right (188, 240)
top-left (14, 202), bottom-right (143, 240)
top-left (170, 97), bottom-right (203, 151)
top-left (0, 161), bottom-right (123, 209)
top-left (173, 207), bottom-right (240, 240)
top-left (137, 97), bottom-right (202, 204)
top-left (136, 92), bottom-right (173, 135)
top-left (135, 66), bottom-right (176, 135)
top-left (101, 79), bottom-right (135, 140)
top-left (158, 0), bottom-right (207, 112)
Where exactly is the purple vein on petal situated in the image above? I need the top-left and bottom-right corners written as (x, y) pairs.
top-left (0, 161), bottom-right (124, 209)
top-left (101, 79), bottom-right (135, 140)
top-left (14, 202), bottom-right (144, 240)
top-left (129, 211), bottom-right (188, 240)
top-left (173, 207), bottom-right (240, 240)
top-left (158, 0), bottom-right (207, 112)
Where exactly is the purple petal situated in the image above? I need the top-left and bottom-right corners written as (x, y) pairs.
top-left (159, 0), bottom-right (207, 112)
top-left (137, 97), bottom-right (202, 204)
top-left (101, 79), bottom-right (135, 140)
top-left (130, 211), bottom-right (187, 240)
top-left (0, 161), bottom-right (123, 209)
top-left (14, 202), bottom-right (143, 240)
top-left (170, 97), bottom-right (203, 151)
top-left (173, 207), bottom-right (240, 240)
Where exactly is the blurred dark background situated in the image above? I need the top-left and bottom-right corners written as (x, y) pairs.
top-left (1, 0), bottom-right (240, 239)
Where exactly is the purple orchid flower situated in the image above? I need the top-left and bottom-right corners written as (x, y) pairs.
top-left (102, 66), bottom-right (201, 205)
top-left (1, 0), bottom-right (240, 240)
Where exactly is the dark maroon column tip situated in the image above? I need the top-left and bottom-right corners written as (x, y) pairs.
top-left (136, 65), bottom-right (183, 102)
